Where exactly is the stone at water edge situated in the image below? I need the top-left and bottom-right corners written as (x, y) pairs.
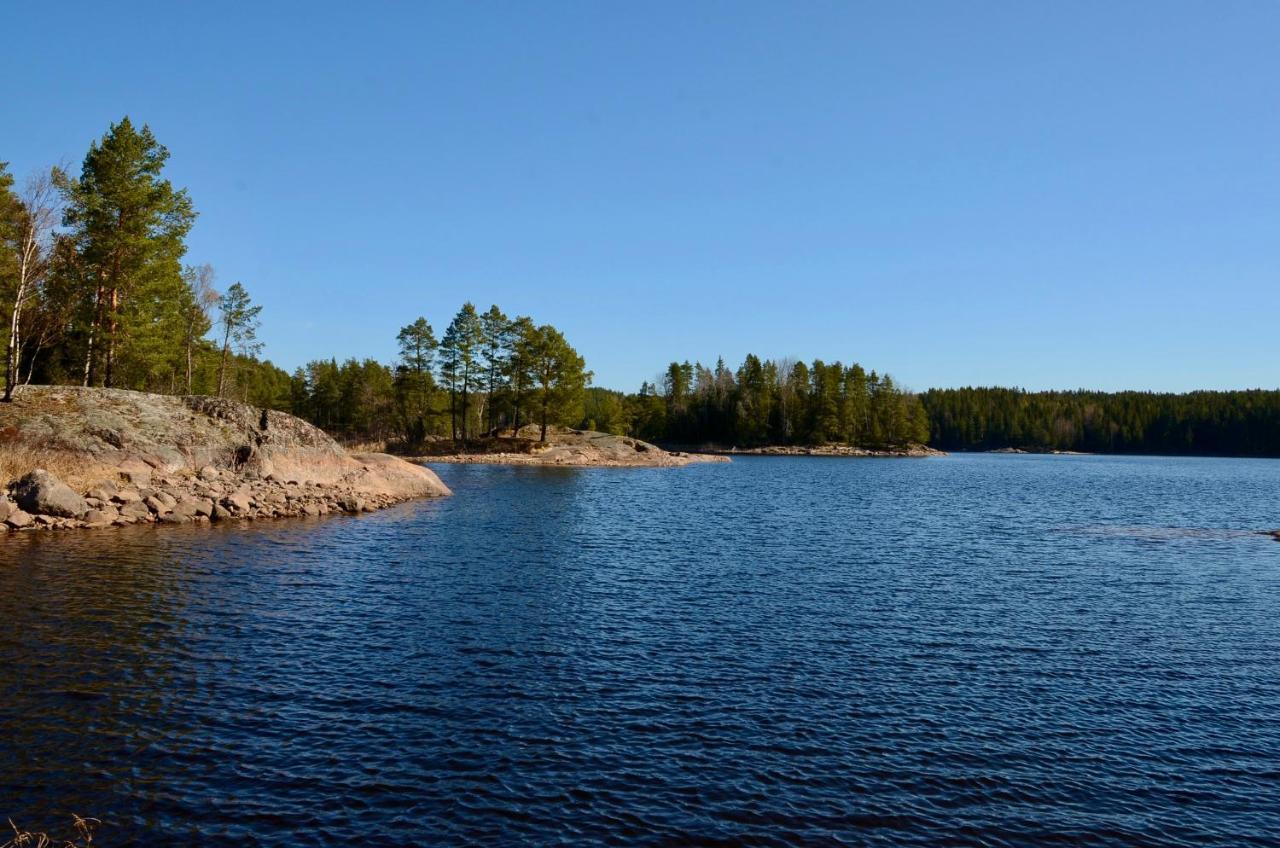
top-left (11, 469), bottom-right (90, 518)
top-left (5, 509), bottom-right (33, 529)
top-left (222, 491), bottom-right (252, 513)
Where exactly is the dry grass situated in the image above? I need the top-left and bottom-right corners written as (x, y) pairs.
top-left (339, 439), bottom-right (389, 454)
top-left (2, 815), bottom-right (99, 847)
top-left (0, 442), bottom-right (119, 493)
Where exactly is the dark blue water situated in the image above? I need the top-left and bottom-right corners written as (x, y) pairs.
top-left (2, 454), bottom-right (1279, 846)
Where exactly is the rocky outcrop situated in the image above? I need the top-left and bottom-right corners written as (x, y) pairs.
top-left (416, 426), bottom-right (729, 467)
top-left (1, 386), bottom-right (450, 533)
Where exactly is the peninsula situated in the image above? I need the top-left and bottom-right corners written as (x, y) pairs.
top-left (413, 426), bottom-right (728, 467)
top-left (0, 386), bottom-right (450, 533)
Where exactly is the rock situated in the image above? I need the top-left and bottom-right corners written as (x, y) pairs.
top-left (6, 509), bottom-right (33, 529)
top-left (118, 459), bottom-right (152, 486)
top-left (84, 508), bottom-right (115, 526)
top-left (0, 386), bottom-right (451, 533)
top-left (158, 511), bottom-right (193, 525)
top-left (86, 481), bottom-right (118, 501)
top-left (12, 469), bottom-right (90, 518)
top-left (169, 498), bottom-right (206, 520)
top-left (222, 491), bottom-right (252, 513)
top-left (338, 495), bottom-right (365, 514)
top-left (143, 495), bottom-right (171, 516)
top-left (119, 500), bottom-right (152, 521)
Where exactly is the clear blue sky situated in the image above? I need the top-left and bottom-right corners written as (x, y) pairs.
top-left (3, 2), bottom-right (1277, 392)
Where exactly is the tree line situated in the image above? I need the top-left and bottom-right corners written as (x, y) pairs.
top-left (0, 118), bottom-right (284, 405)
top-left (9, 119), bottom-right (1277, 458)
top-left (288, 303), bottom-right (590, 445)
top-left (922, 387), bottom-right (1280, 456)
top-left (566, 356), bottom-right (931, 448)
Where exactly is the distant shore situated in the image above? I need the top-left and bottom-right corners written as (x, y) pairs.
top-left (411, 428), bottom-right (728, 468)
top-left (666, 443), bottom-right (945, 459)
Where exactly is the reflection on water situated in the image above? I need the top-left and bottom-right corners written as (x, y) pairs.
top-left (2, 454), bottom-right (1279, 845)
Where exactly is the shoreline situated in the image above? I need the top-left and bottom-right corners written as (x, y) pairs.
top-left (418, 450), bottom-right (728, 467)
top-left (666, 443), bottom-right (945, 459)
top-left (1, 387), bottom-right (451, 535)
top-left (406, 428), bottom-right (730, 468)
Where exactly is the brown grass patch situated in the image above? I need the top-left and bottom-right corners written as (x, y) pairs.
top-left (0, 443), bottom-right (119, 493)
top-left (340, 439), bottom-right (389, 454)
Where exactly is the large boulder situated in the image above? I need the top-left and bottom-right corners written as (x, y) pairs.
top-left (11, 470), bottom-right (89, 518)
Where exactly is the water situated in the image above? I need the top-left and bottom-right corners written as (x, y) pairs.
top-left (2, 454), bottom-right (1279, 846)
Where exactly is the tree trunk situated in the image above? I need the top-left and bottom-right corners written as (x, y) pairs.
top-left (217, 328), bottom-right (231, 397)
top-left (3, 257), bottom-right (26, 402)
top-left (83, 285), bottom-right (103, 387)
top-left (465, 366), bottom-right (476, 445)
top-left (103, 287), bottom-right (119, 388)
top-left (185, 332), bottom-right (194, 394)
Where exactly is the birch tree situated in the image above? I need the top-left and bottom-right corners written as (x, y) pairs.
top-left (0, 166), bottom-right (62, 402)
top-left (180, 263), bottom-right (219, 394)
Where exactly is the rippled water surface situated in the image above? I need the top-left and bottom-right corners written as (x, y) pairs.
top-left (3, 454), bottom-right (1280, 845)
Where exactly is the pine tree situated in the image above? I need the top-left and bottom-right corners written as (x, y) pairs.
top-left (479, 304), bottom-right (510, 433)
top-left (506, 315), bottom-right (536, 435)
top-left (526, 324), bottom-right (589, 442)
top-left (216, 282), bottom-right (262, 398)
top-left (439, 303), bottom-right (483, 442)
top-left (59, 117), bottom-right (196, 388)
top-left (395, 316), bottom-right (438, 443)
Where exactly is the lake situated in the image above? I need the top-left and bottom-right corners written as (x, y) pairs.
top-left (2, 454), bottom-right (1278, 846)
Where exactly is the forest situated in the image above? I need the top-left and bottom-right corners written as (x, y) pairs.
top-left (3, 117), bottom-right (1277, 457)
top-left (922, 388), bottom-right (1280, 457)
top-left (605, 358), bottom-right (931, 448)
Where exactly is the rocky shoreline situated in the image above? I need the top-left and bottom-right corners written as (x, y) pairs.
top-left (1, 461), bottom-right (426, 532)
top-left (1, 386), bottom-right (450, 534)
top-left (412, 427), bottom-right (729, 468)
top-left (691, 443), bottom-right (945, 458)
